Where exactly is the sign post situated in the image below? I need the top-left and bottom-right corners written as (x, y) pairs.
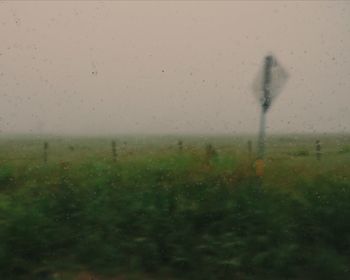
top-left (253, 55), bottom-right (288, 178)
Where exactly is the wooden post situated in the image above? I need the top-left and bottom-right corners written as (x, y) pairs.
top-left (205, 143), bottom-right (217, 164)
top-left (111, 140), bottom-right (117, 162)
top-left (59, 161), bottom-right (69, 185)
top-left (43, 141), bottom-right (48, 164)
top-left (178, 140), bottom-right (183, 152)
top-left (316, 140), bottom-right (321, 161)
top-left (247, 140), bottom-right (252, 157)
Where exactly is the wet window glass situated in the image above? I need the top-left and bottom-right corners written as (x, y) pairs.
top-left (0, 1), bottom-right (349, 279)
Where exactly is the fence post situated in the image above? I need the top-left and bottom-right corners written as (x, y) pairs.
top-left (315, 140), bottom-right (321, 161)
top-left (178, 140), bottom-right (183, 152)
top-left (112, 140), bottom-right (117, 162)
top-left (59, 161), bottom-right (69, 185)
top-left (205, 143), bottom-right (217, 165)
top-left (43, 141), bottom-right (48, 164)
top-left (247, 140), bottom-right (252, 157)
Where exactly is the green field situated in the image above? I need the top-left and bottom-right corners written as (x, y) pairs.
top-left (0, 134), bottom-right (350, 279)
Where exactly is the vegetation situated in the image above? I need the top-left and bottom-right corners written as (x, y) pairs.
top-left (0, 134), bottom-right (349, 279)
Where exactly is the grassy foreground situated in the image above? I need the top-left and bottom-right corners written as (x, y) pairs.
top-left (0, 134), bottom-right (350, 279)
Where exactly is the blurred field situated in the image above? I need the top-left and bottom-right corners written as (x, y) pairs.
top-left (0, 134), bottom-right (350, 279)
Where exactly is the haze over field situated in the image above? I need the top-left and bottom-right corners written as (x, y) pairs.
top-left (0, 1), bottom-right (349, 135)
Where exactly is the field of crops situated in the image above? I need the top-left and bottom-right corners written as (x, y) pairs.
top-left (0, 134), bottom-right (350, 279)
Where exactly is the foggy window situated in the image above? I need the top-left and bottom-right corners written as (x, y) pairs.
top-left (0, 1), bottom-right (349, 279)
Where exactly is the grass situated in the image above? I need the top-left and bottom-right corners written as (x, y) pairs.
top-left (0, 134), bottom-right (349, 279)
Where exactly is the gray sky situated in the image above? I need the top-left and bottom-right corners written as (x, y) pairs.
top-left (0, 1), bottom-right (349, 135)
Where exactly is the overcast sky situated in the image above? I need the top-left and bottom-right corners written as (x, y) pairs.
top-left (0, 1), bottom-right (349, 135)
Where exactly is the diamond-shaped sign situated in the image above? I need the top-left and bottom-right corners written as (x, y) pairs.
top-left (252, 55), bottom-right (288, 111)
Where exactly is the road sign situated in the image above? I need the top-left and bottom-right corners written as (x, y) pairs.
top-left (252, 55), bottom-right (288, 112)
top-left (253, 55), bottom-right (288, 178)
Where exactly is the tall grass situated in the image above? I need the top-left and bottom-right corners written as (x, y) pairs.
top-left (0, 135), bottom-right (349, 279)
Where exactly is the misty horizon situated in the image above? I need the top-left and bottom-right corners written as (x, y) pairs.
top-left (1, 1), bottom-right (349, 135)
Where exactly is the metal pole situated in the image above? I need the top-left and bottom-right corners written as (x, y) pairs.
top-left (256, 55), bottom-right (273, 178)
top-left (257, 108), bottom-right (266, 160)
top-left (256, 108), bottom-right (266, 178)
